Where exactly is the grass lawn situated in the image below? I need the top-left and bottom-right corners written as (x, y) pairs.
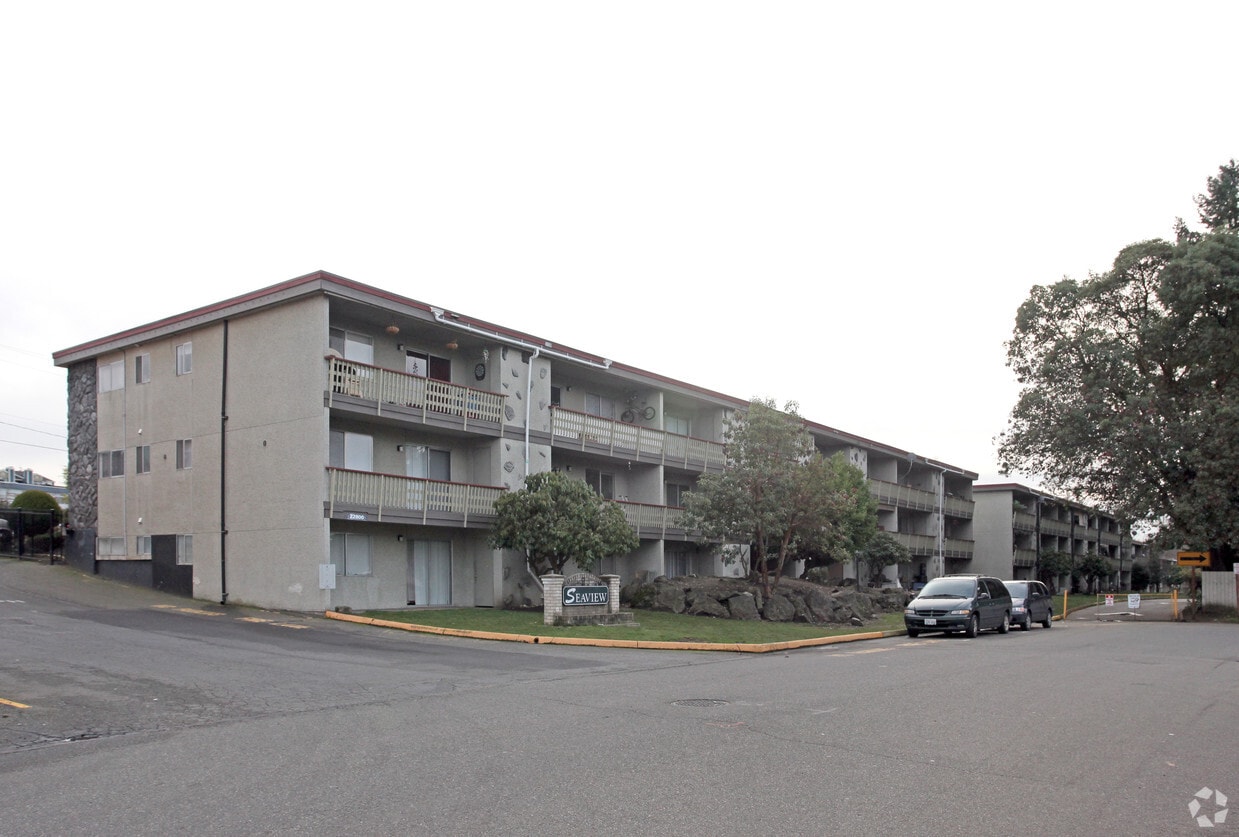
top-left (357, 607), bottom-right (907, 644)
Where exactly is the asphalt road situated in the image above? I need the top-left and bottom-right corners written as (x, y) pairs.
top-left (2, 558), bottom-right (1237, 836)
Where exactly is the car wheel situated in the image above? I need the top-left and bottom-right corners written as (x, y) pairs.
top-left (965, 613), bottom-right (980, 638)
top-left (998, 612), bottom-right (1010, 634)
top-left (1020, 613), bottom-right (1031, 631)
top-left (907, 628), bottom-right (919, 638)
top-left (1042, 609), bottom-right (1053, 628)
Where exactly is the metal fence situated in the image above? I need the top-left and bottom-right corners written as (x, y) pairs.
top-left (0, 508), bottom-right (61, 561)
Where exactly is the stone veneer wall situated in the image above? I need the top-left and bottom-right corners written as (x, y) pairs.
top-left (65, 362), bottom-right (98, 570)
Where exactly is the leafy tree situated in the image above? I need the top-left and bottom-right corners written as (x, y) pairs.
top-left (999, 165), bottom-right (1239, 554)
top-left (9, 489), bottom-right (61, 537)
top-left (1130, 561), bottom-right (1150, 591)
top-left (1075, 553), bottom-right (1112, 593)
top-left (683, 398), bottom-right (878, 596)
top-left (489, 471), bottom-right (638, 576)
top-left (1166, 564), bottom-right (1185, 587)
top-left (854, 530), bottom-right (911, 586)
top-left (1038, 550), bottom-right (1074, 588)
top-left (1144, 555), bottom-right (1164, 589)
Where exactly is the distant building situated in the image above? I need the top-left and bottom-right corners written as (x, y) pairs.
top-left (973, 482), bottom-right (1147, 588)
top-left (0, 467), bottom-right (68, 507)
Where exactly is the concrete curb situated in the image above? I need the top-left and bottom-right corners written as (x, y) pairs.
top-left (324, 611), bottom-right (906, 652)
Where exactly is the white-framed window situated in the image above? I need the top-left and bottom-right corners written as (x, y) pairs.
top-left (176, 439), bottom-right (192, 470)
top-left (329, 328), bottom-right (374, 364)
top-left (135, 353), bottom-right (151, 384)
top-left (176, 534), bottom-right (193, 565)
top-left (585, 393), bottom-right (615, 419)
top-left (585, 468), bottom-right (614, 500)
top-left (136, 535), bottom-right (151, 556)
top-left (98, 360), bottom-right (124, 393)
top-left (666, 482), bottom-right (692, 507)
top-left (665, 414), bottom-right (690, 436)
top-left (331, 532), bottom-right (372, 576)
top-left (96, 537), bottom-right (126, 558)
top-left (176, 342), bottom-right (193, 376)
top-left (135, 445), bottom-right (151, 474)
top-left (98, 449), bottom-right (125, 478)
top-left (329, 430), bottom-right (373, 471)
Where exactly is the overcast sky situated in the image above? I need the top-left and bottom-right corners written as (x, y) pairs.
top-left (3, 1), bottom-right (1237, 488)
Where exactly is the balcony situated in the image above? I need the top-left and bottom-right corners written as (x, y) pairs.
top-left (326, 357), bottom-right (506, 431)
top-left (550, 406), bottom-right (726, 471)
top-left (617, 500), bottom-right (692, 540)
top-left (869, 480), bottom-right (975, 519)
top-left (326, 467), bottom-right (505, 527)
top-left (1012, 510), bottom-right (1036, 533)
top-left (892, 532), bottom-right (975, 560)
top-left (1014, 548), bottom-right (1038, 568)
top-left (1039, 518), bottom-right (1072, 538)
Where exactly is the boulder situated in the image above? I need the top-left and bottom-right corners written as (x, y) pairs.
top-left (725, 592), bottom-right (761, 621)
top-left (762, 593), bottom-right (796, 622)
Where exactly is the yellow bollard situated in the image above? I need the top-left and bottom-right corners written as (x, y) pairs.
top-left (1172, 588), bottom-right (1179, 620)
top-left (1062, 590), bottom-right (1068, 623)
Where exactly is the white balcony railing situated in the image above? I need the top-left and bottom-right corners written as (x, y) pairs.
top-left (892, 532), bottom-right (975, 559)
top-left (550, 407), bottom-right (726, 471)
top-left (327, 357), bottom-right (506, 427)
top-left (327, 468), bottom-right (505, 524)
top-left (869, 479), bottom-right (975, 519)
top-left (617, 500), bottom-right (690, 536)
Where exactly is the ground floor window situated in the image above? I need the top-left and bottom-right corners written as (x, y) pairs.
top-left (331, 533), bottom-right (371, 576)
top-left (176, 534), bottom-right (193, 565)
top-left (408, 539), bottom-right (451, 605)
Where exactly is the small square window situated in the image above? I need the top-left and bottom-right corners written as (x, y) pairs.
top-left (136, 535), bottom-right (151, 556)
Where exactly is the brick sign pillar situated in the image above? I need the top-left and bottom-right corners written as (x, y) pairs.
top-left (602, 574), bottom-right (620, 615)
top-left (542, 574), bottom-right (564, 626)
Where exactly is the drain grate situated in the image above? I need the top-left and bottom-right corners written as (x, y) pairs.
top-left (672, 699), bottom-right (728, 707)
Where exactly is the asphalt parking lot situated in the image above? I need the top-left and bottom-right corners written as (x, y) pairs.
top-left (2, 559), bottom-right (1236, 836)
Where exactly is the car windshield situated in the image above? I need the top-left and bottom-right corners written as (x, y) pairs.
top-left (1004, 582), bottom-right (1028, 597)
top-left (916, 578), bottom-right (974, 598)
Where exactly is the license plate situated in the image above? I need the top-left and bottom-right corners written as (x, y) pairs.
top-left (924, 618), bottom-right (937, 626)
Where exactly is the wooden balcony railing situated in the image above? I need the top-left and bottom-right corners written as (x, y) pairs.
top-left (868, 479), bottom-right (975, 519)
top-left (1013, 511), bottom-right (1037, 532)
top-left (550, 406), bottom-right (726, 471)
top-left (616, 500), bottom-right (690, 537)
top-left (326, 357), bottom-right (506, 427)
top-left (327, 467), bottom-right (505, 525)
top-left (892, 532), bottom-right (975, 560)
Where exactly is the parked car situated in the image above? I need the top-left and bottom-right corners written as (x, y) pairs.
top-left (904, 574), bottom-right (1012, 638)
top-left (1002, 580), bottom-right (1053, 630)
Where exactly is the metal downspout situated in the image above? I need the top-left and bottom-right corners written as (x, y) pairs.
top-left (220, 320), bottom-right (229, 605)
top-left (525, 347), bottom-right (542, 591)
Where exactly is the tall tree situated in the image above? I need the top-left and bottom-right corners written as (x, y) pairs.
top-left (683, 398), bottom-right (878, 596)
top-left (1195, 159), bottom-right (1239, 233)
top-left (999, 165), bottom-right (1239, 553)
top-left (489, 471), bottom-right (639, 576)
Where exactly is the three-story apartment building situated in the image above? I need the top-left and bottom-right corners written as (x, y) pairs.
top-left (974, 482), bottom-right (1147, 589)
top-left (54, 271), bottom-right (976, 612)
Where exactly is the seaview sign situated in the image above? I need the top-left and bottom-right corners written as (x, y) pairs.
top-left (563, 585), bottom-right (609, 606)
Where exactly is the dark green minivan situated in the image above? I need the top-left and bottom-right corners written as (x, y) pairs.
top-left (904, 574), bottom-right (1013, 638)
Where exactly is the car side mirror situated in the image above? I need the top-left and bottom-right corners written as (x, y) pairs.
top-left (978, 591), bottom-right (989, 599)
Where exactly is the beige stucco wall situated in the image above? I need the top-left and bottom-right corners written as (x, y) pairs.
top-left (216, 295), bottom-right (331, 610)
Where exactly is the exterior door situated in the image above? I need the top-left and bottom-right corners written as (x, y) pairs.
top-left (407, 539), bottom-right (452, 605)
top-left (406, 446), bottom-right (450, 510)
